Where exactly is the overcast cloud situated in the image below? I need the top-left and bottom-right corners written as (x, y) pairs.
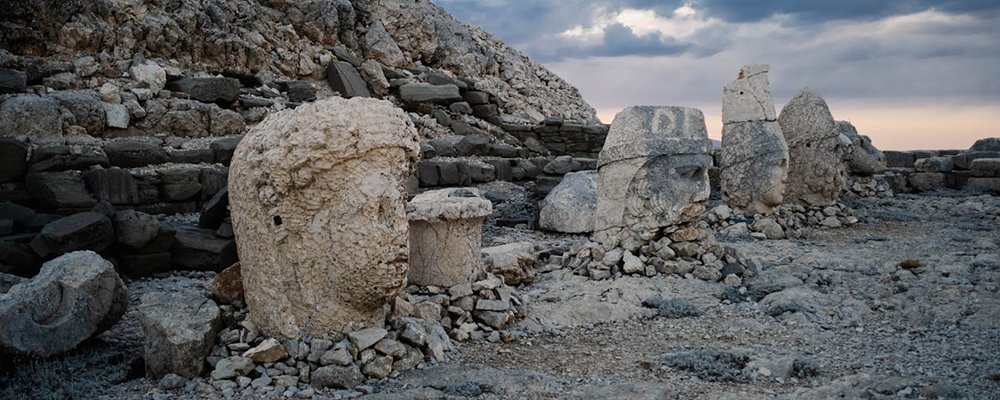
top-left (437, 0), bottom-right (1000, 149)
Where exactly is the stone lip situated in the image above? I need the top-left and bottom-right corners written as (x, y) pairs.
top-left (408, 188), bottom-right (493, 222)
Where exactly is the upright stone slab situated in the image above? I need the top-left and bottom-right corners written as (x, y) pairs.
top-left (229, 97), bottom-right (419, 339)
top-left (594, 106), bottom-right (713, 240)
top-left (407, 188), bottom-right (492, 287)
top-left (778, 90), bottom-right (850, 206)
top-left (0, 251), bottom-right (126, 356)
top-left (718, 65), bottom-right (789, 215)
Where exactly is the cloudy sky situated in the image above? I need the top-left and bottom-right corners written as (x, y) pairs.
top-left (437, 0), bottom-right (1000, 150)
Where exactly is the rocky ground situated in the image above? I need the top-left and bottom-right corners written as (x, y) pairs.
top-left (1, 191), bottom-right (998, 399)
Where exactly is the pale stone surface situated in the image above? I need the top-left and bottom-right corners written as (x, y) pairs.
top-left (778, 89), bottom-right (850, 206)
top-left (229, 97), bottom-right (420, 339)
top-left (722, 64), bottom-right (777, 124)
top-left (719, 65), bottom-right (789, 214)
top-left (594, 106), bottom-right (713, 238)
top-left (408, 188), bottom-right (492, 287)
top-left (539, 170), bottom-right (597, 233)
top-left (837, 121), bottom-right (886, 176)
top-left (0, 251), bottom-right (126, 357)
top-left (138, 290), bottom-right (221, 378)
top-left (130, 61), bottom-right (167, 93)
top-left (481, 242), bottom-right (535, 286)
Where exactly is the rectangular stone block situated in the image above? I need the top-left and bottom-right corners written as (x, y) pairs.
top-left (884, 151), bottom-right (916, 168)
top-left (909, 172), bottom-right (945, 192)
top-left (951, 151), bottom-right (1000, 170)
top-left (965, 177), bottom-right (1000, 193)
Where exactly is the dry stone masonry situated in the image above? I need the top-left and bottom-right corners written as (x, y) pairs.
top-left (229, 97), bottom-right (420, 339)
top-left (718, 65), bottom-right (789, 215)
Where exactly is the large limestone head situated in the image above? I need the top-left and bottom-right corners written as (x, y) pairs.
top-left (594, 106), bottom-right (713, 235)
top-left (229, 97), bottom-right (420, 339)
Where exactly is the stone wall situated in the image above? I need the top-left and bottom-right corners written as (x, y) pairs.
top-left (883, 147), bottom-right (1000, 193)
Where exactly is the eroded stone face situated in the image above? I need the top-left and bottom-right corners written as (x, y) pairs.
top-left (837, 121), bottom-right (886, 176)
top-left (778, 90), bottom-right (850, 206)
top-left (718, 65), bottom-right (789, 215)
top-left (229, 97), bottom-right (420, 339)
top-left (595, 106), bottom-right (712, 238)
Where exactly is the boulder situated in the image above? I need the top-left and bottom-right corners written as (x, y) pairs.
top-left (0, 138), bottom-right (28, 183)
top-left (0, 95), bottom-right (63, 144)
top-left (104, 141), bottom-right (169, 168)
top-left (229, 97), bottom-right (419, 339)
top-left (0, 68), bottom-right (27, 93)
top-left (777, 90), bottom-right (850, 206)
top-left (481, 242), bottom-right (535, 286)
top-left (113, 210), bottom-right (160, 250)
top-left (0, 251), bottom-right (126, 357)
top-left (407, 188), bottom-right (492, 287)
top-left (326, 61), bottom-right (372, 98)
top-left (138, 291), bottom-right (221, 378)
top-left (398, 83), bottom-right (461, 104)
top-left (837, 121), bottom-right (886, 176)
top-left (970, 137), bottom-right (1000, 152)
top-left (166, 77), bottom-right (241, 103)
top-left (51, 91), bottom-right (106, 136)
top-left (539, 170), bottom-right (597, 233)
top-left (210, 136), bottom-right (243, 164)
top-left (30, 212), bottom-right (114, 258)
top-left (594, 106), bottom-right (712, 241)
top-left (211, 262), bottom-right (243, 304)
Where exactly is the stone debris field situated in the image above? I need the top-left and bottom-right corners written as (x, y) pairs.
top-left (0, 1), bottom-right (997, 399)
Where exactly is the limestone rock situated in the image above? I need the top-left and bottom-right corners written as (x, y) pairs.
top-left (837, 121), bottom-right (886, 176)
top-left (0, 95), bottom-right (63, 144)
top-left (138, 290), bottom-right (221, 378)
top-left (970, 137), bottom-right (1000, 151)
top-left (243, 338), bottom-right (288, 363)
top-left (408, 188), bottom-right (492, 287)
top-left (30, 212), bottom-right (114, 258)
top-left (719, 65), bottom-right (789, 214)
top-left (399, 83), bottom-right (462, 104)
top-left (778, 90), bottom-right (849, 206)
top-left (722, 64), bottom-right (777, 123)
top-left (481, 242), bottom-right (535, 286)
top-left (326, 61), bottom-right (371, 98)
top-left (594, 106), bottom-right (712, 238)
top-left (229, 97), bottom-right (419, 339)
top-left (130, 62), bottom-right (167, 93)
top-left (211, 262), bottom-right (244, 305)
top-left (539, 171), bottom-right (597, 233)
top-left (0, 251), bottom-right (126, 357)
top-left (166, 77), bottom-right (240, 103)
top-left (113, 209), bottom-right (160, 250)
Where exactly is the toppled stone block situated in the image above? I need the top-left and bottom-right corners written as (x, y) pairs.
top-left (166, 77), bottom-right (241, 103)
top-left (30, 212), bottom-right (114, 258)
top-left (326, 61), bottom-right (371, 98)
top-left (914, 157), bottom-right (954, 173)
top-left (0, 95), bottom-right (63, 144)
top-left (138, 290), bottom-right (221, 378)
top-left (104, 141), bottom-right (169, 168)
top-left (722, 64), bottom-right (776, 123)
top-left (171, 225), bottom-right (236, 271)
top-left (0, 138), bottom-right (27, 183)
top-left (838, 121), bottom-right (886, 176)
top-left (399, 83), bottom-right (461, 104)
top-left (0, 251), bottom-right (126, 357)
top-left (210, 136), bottom-right (243, 164)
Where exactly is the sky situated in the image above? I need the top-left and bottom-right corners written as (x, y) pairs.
top-left (436, 0), bottom-right (1000, 150)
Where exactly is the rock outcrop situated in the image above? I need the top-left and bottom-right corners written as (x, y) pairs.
top-left (778, 90), bottom-right (850, 206)
top-left (0, 251), bottom-right (126, 357)
top-left (229, 97), bottom-right (419, 339)
top-left (718, 65), bottom-right (789, 214)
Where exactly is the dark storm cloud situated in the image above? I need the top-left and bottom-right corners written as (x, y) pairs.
top-left (693, 0), bottom-right (1000, 24)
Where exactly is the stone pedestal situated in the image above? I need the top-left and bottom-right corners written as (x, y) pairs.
top-left (407, 188), bottom-right (492, 287)
top-left (229, 97), bottom-right (420, 339)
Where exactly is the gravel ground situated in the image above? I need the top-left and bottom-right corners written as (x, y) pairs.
top-left (1, 192), bottom-right (997, 399)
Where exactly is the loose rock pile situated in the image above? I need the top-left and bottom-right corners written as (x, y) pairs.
top-left (705, 203), bottom-right (859, 240)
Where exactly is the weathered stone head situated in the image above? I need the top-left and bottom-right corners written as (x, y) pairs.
top-left (719, 65), bottom-right (790, 214)
top-left (594, 106), bottom-right (713, 237)
top-left (836, 121), bottom-right (886, 176)
top-left (229, 97), bottom-right (420, 339)
top-left (778, 89), bottom-right (850, 206)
